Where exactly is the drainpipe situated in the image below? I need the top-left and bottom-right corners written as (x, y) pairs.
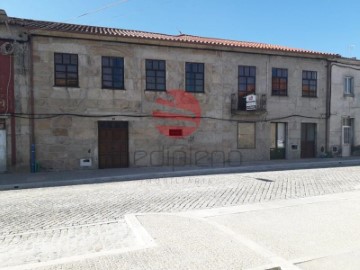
top-left (325, 60), bottom-right (332, 154)
top-left (29, 35), bottom-right (36, 172)
top-left (10, 53), bottom-right (16, 166)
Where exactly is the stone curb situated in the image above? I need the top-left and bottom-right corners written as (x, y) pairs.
top-left (0, 159), bottom-right (359, 191)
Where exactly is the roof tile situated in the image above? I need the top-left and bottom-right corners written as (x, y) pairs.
top-left (8, 17), bottom-right (337, 56)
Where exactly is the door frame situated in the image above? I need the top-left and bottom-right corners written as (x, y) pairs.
top-left (98, 121), bottom-right (129, 169)
top-left (301, 123), bottom-right (317, 158)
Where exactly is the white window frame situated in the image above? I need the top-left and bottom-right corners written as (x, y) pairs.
top-left (344, 76), bottom-right (354, 95)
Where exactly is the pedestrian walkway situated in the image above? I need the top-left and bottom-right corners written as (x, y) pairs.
top-left (0, 157), bottom-right (359, 190)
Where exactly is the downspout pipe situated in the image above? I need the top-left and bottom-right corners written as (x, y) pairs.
top-left (325, 60), bottom-right (332, 154)
top-left (29, 35), bottom-right (36, 172)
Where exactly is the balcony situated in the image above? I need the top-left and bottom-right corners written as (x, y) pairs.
top-left (231, 93), bottom-right (267, 115)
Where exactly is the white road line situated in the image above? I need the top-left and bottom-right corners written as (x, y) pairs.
top-left (124, 214), bottom-right (157, 248)
top-left (201, 217), bottom-right (301, 270)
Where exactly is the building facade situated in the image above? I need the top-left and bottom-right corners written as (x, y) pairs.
top-left (2, 11), bottom-right (358, 172)
top-left (329, 58), bottom-right (360, 157)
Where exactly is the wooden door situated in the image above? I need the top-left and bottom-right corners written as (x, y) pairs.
top-left (301, 123), bottom-right (316, 158)
top-left (98, 121), bottom-right (129, 169)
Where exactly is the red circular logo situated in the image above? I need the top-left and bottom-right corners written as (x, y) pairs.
top-left (152, 89), bottom-right (201, 138)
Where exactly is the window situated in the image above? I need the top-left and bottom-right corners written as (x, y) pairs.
top-left (272, 68), bottom-right (288, 96)
top-left (54, 53), bottom-right (78, 87)
top-left (238, 66), bottom-right (256, 110)
top-left (146, 59), bottom-right (166, 91)
top-left (344, 76), bottom-right (354, 95)
top-left (302, 70), bottom-right (317, 97)
top-left (238, 122), bottom-right (255, 148)
top-left (186, 62), bottom-right (204, 93)
top-left (102, 56), bottom-right (124, 89)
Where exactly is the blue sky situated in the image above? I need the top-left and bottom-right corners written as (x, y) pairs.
top-left (1, 0), bottom-right (360, 58)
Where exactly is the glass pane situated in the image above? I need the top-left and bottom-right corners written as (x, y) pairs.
top-left (146, 60), bottom-right (152, 70)
top-left (198, 64), bottom-right (204, 73)
top-left (63, 54), bottom-right (70, 64)
top-left (67, 65), bottom-right (77, 73)
top-left (70, 54), bottom-right (78, 64)
top-left (153, 61), bottom-right (159, 70)
top-left (271, 123), bottom-right (276, 148)
top-left (54, 53), bottom-right (62, 64)
top-left (250, 67), bottom-right (256, 76)
top-left (55, 64), bottom-right (66, 72)
top-left (157, 71), bottom-right (165, 78)
top-left (103, 81), bottom-right (112, 88)
top-left (102, 57), bottom-right (109, 66)
top-left (277, 123), bottom-right (286, 148)
top-left (159, 61), bottom-right (165, 70)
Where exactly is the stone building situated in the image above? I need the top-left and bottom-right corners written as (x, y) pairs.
top-left (2, 10), bottom-right (356, 172)
top-left (329, 58), bottom-right (360, 157)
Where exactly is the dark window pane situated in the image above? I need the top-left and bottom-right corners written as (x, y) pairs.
top-left (63, 54), bottom-right (70, 64)
top-left (146, 60), bottom-right (152, 70)
top-left (68, 65), bottom-right (77, 73)
top-left (157, 71), bottom-right (165, 78)
top-left (55, 53), bottom-right (62, 64)
top-left (153, 61), bottom-right (159, 70)
top-left (102, 57), bottom-right (109, 66)
top-left (55, 64), bottom-right (66, 72)
top-left (159, 61), bottom-right (165, 70)
top-left (55, 72), bottom-right (66, 79)
top-left (70, 55), bottom-right (78, 64)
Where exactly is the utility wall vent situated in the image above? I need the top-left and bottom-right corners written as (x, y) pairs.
top-left (80, 158), bottom-right (92, 167)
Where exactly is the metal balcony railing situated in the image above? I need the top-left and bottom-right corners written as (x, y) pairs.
top-left (231, 93), bottom-right (267, 113)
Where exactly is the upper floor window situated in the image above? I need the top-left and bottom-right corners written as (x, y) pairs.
top-left (344, 76), bottom-right (354, 96)
top-left (272, 68), bottom-right (288, 96)
top-left (146, 59), bottom-right (166, 91)
top-left (102, 56), bottom-right (124, 90)
top-left (54, 53), bottom-right (78, 87)
top-left (302, 70), bottom-right (317, 97)
top-left (186, 62), bottom-right (204, 93)
top-left (238, 66), bottom-right (256, 110)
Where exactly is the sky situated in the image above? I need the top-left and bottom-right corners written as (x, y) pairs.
top-left (1, 0), bottom-right (360, 58)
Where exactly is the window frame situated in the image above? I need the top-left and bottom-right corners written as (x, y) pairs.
top-left (54, 52), bottom-right (79, 87)
top-left (101, 56), bottom-right (125, 90)
top-left (145, 59), bottom-right (166, 91)
top-left (185, 62), bottom-right (205, 93)
top-left (272, 68), bottom-right (288, 96)
top-left (344, 76), bottom-right (354, 96)
top-left (302, 70), bottom-right (317, 97)
top-left (238, 65), bottom-right (256, 110)
top-left (237, 122), bottom-right (256, 149)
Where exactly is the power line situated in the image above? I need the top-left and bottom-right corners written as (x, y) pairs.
top-left (26, 0), bottom-right (130, 34)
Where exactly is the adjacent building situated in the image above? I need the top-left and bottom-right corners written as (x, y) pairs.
top-left (0, 10), bottom-right (358, 172)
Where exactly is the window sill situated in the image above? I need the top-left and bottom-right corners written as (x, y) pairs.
top-left (102, 87), bottom-right (126, 91)
top-left (145, 89), bottom-right (167, 92)
top-left (302, 95), bottom-right (317, 98)
top-left (185, 90), bottom-right (205, 94)
top-left (344, 94), bottom-right (354, 97)
top-left (53, 85), bottom-right (80, 89)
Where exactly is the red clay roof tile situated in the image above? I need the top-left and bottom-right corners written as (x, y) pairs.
top-left (8, 17), bottom-right (337, 57)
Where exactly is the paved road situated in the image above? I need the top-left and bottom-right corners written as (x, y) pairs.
top-left (1, 166), bottom-right (360, 269)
